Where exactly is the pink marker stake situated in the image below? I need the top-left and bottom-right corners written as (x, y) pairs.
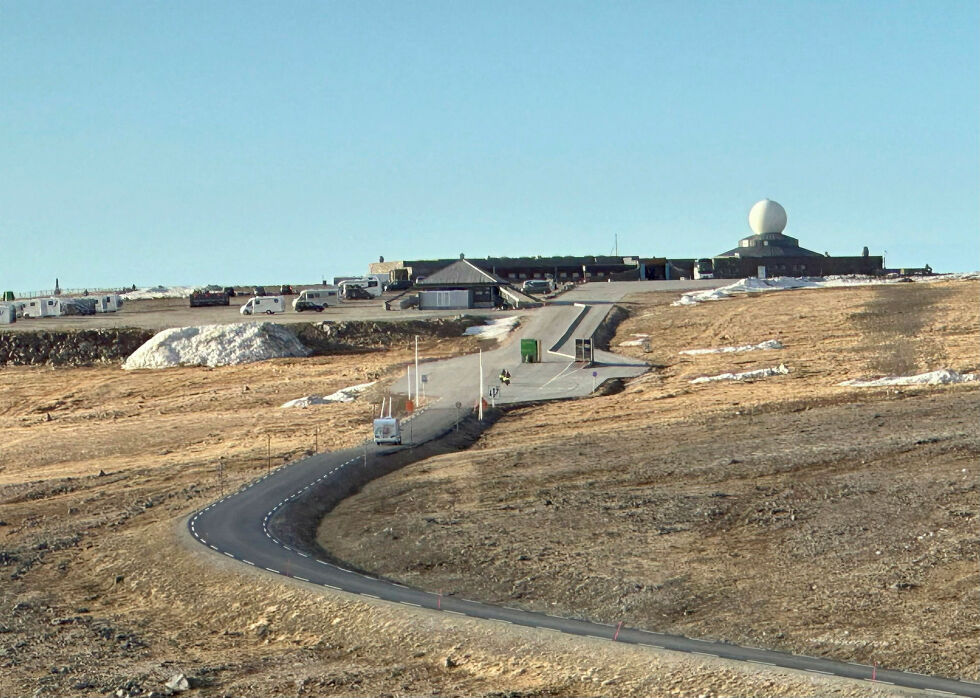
top-left (613, 621), bottom-right (623, 641)
top-left (872, 662), bottom-right (877, 682)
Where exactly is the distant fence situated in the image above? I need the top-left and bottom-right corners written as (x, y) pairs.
top-left (7, 287), bottom-right (132, 300)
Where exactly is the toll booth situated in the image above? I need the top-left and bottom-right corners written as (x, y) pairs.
top-left (575, 338), bottom-right (594, 364)
top-left (520, 338), bottom-right (540, 363)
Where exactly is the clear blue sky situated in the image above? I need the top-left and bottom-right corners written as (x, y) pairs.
top-left (1, 1), bottom-right (977, 291)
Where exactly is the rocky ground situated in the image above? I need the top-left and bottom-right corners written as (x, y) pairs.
top-left (321, 279), bottom-right (980, 684)
top-left (1, 282), bottom-right (973, 697)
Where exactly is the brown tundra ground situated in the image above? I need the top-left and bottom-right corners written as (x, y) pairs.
top-left (1, 280), bottom-right (976, 697)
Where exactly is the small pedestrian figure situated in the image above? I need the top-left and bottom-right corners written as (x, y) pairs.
top-left (499, 369), bottom-right (511, 386)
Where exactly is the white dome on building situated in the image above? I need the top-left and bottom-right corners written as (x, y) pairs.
top-left (748, 199), bottom-right (787, 235)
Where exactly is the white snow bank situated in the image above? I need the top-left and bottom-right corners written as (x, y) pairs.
top-left (464, 316), bottom-right (519, 342)
top-left (671, 275), bottom-right (914, 307)
top-left (838, 369), bottom-right (978, 387)
top-left (619, 334), bottom-right (650, 347)
top-left (681, 339), bottom-right (784, 355)
top-left (281, 382), bottom-right (376, 408)
top-left (123, 322), bottom-right (310, 369)
top-left (691, 364), bottom-right (790, 384)
top-left (120, 285), bottom-right (196, 300)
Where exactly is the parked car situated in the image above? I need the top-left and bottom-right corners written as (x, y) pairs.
top-left (223, 286), bottom-right (236, 297)
top-left (279, 284), bottom-right (295, 295)
top-left (253, 286), bottom-right (267, 296)
top-left (293, 299), bottom-right (326, 312)
top-left (522, 279), bottom-right (554, 294)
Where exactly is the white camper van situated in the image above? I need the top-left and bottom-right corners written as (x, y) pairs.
top-left (239, 296), bottom-right (285, 315)
top-left (373, 397), bottom-right (402, 445)
top-left (339, 277), bottom-right (383, 298)
top-left (22, 298), bottom-right (63, 318)
top-left (292, 288), bottom-right (339, 311)
top-left (0, 304), bottom-right (15, 324)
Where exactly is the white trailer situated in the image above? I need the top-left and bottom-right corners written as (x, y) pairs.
top-left (292, 288), bottom-right (339, 310)
top-left (94, 294), bottom-right (123, 312)
top-left (240, 295), bottom-right (285, 315)
top-left (339, 277), bottom-right (383, 297)
top-left (0, 304), bottom-right (15, 324)
top-left (22, 297), bottom-right (63, 318)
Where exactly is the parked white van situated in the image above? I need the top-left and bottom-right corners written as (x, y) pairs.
top-left (339, 277), bottom-right (383, 298)
top-left (292, 288), bottom-right (339, 311)
top-left (240, 296), bottom-right (285, 315)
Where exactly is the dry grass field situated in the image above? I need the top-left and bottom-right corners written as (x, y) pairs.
top-left (322, 279), bottom-right (980, 683)
top-left (1, 280), bottom-right (975, 697)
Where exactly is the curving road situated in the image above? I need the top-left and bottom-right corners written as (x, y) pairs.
top-left (189, 282), bottom-right (980, 697)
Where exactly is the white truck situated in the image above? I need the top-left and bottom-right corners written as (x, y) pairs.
top-left (292, 288), bottom-right (339, 311)
top-left (239, 296), bottom-right (285, 315)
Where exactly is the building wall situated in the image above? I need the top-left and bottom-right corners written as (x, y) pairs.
top-left (712, 255), bottom-right (884, 279)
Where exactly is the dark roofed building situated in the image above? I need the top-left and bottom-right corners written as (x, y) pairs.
top-left (408, 259), bottom-right (541, 310)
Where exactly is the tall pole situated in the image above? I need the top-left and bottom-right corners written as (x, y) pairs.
top-left (406, 363), bottom-right (412, 401)
top-left (478, 348), bottom-right (484, 421)
top-left (414, 335), bottom-right (420, 407)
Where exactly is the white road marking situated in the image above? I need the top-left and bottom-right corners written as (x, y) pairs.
top-left (295, 576), bottom-right (309, 582)
top-left (242, 560), bottom-right (255, 566)
top-left (444, 611), bottom-right (466, 616)
top-left (691, 651), bottom-right (716, 658)
top-left (265, 567), bottom-right (279, 573)
top-left (539, 361), bottom-right (576, 389)
top-left (224, 552), bottom-right (235, 558)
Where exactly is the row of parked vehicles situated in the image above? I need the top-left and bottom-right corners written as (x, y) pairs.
top-left (0, 294), bottom-right (124, 324)
top-left (236, 278), bottom-right (384, 316)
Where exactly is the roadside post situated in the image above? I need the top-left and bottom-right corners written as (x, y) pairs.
top-left (478, 349), bottom-right (484, 420)
top-left (489, 385), bottom-right (499, 408)
top-left (455, 401), bottom-right (462, 431)
top-left (592, 370), bottom-right (598, 392)
top-left (267, 434), bottom-right (271, 474)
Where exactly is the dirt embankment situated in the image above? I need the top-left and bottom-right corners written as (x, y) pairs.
top-left (320, 280), bottom-right (980, 681)
top-left (0, 317), bottom-right (480, 367)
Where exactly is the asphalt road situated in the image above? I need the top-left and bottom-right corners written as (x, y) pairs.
top-left (188, 284), bottom-right (980, 697)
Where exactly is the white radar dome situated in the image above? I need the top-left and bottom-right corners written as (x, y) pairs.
top-left (748, 199), bottom-right (787, 234)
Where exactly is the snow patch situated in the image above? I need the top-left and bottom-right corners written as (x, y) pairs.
top-left (838, 369), bottom-right (979, 387)
top-left (681, 339), bottom-right (784, 355)
top-left (464, 316), bottom-right (519, 342)
top-left (619, 334), bottom-right (650, 347)
top-left (281, 382), bottom-right (376, 408)
top-left (691, 364), bottom-right (790, 384)
top-left (123, 322), bottom-right (310, 369)
top-left (120, 285), bottom-right (196, 300)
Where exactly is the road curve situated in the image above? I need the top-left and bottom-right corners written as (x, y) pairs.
top-left (189, 404), bottom-right (980, 697)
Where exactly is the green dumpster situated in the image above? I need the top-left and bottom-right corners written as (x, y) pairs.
top-left (2, 291), bottom-right (13, 301)
top-left (520, 338), bottom-right (540, 363)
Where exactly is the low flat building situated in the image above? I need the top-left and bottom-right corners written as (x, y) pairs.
top-left (371, 255), bottom-right (644, 284)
